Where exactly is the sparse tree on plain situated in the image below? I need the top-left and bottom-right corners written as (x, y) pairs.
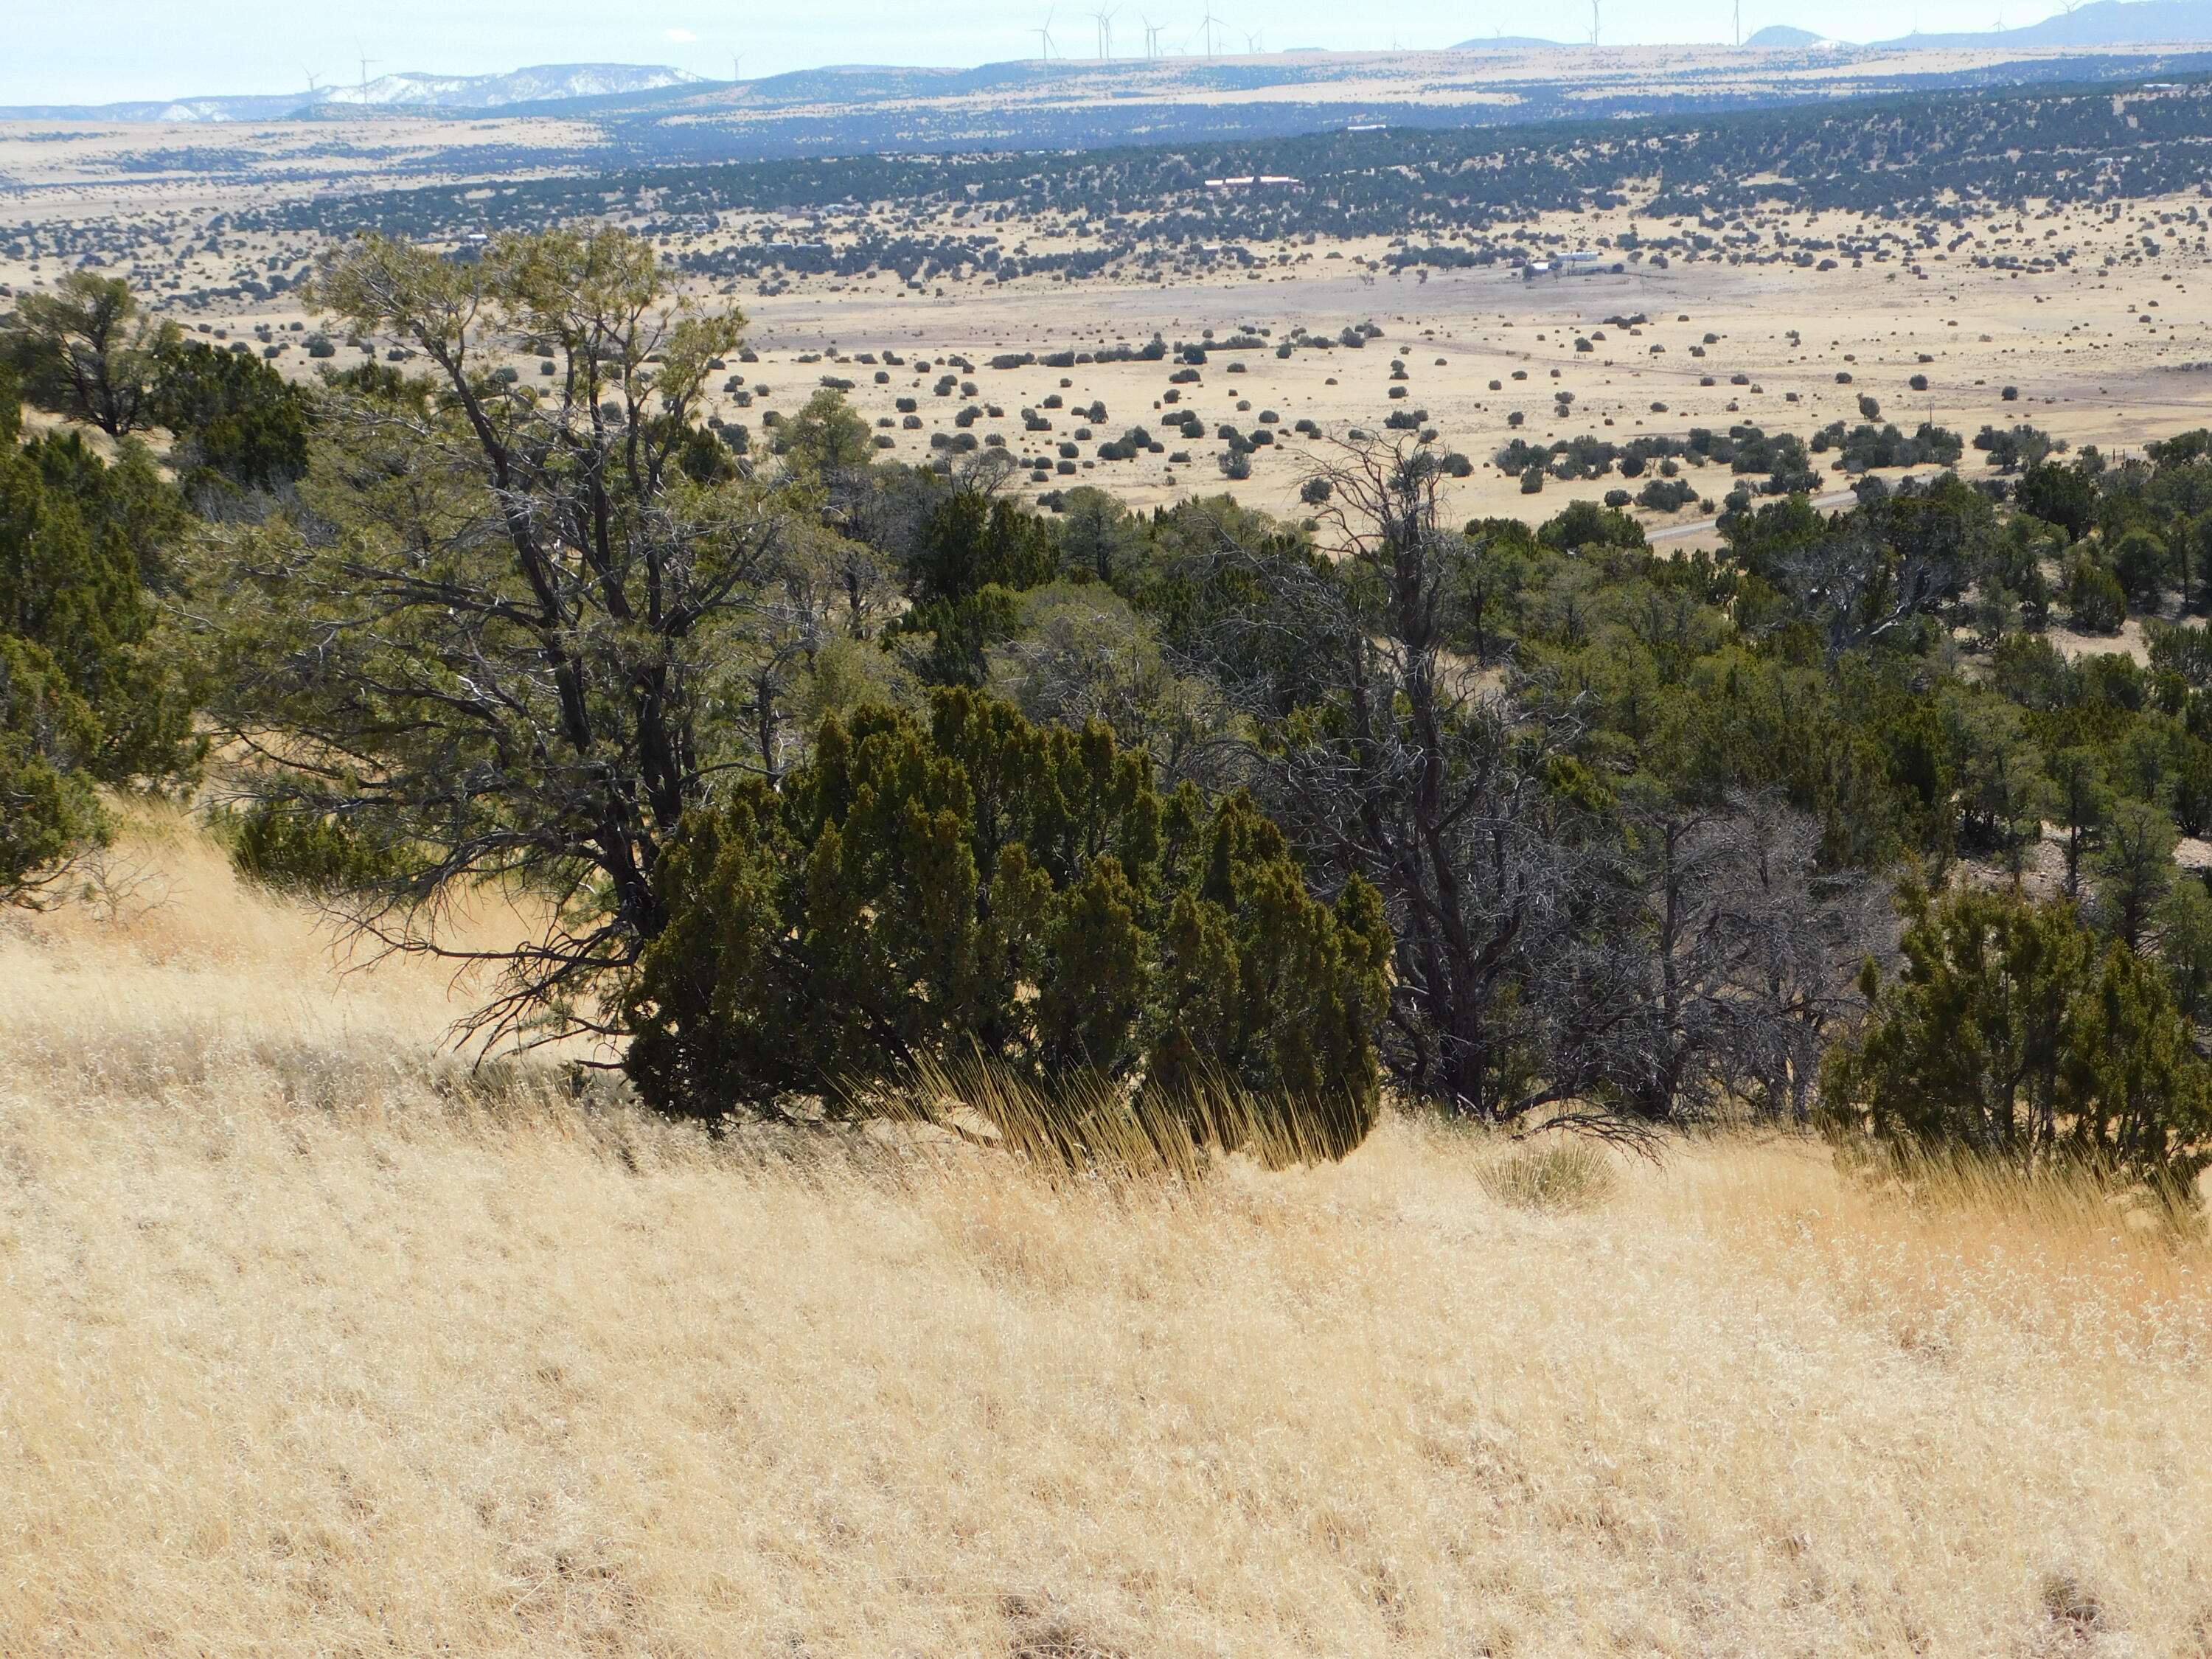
top-left (0, 271), bottom-right (176, 439)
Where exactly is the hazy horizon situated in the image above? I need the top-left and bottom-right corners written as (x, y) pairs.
top-left (4, 0), bottom-right (2091, 108)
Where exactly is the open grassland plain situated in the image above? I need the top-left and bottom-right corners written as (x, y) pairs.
top-left (13, 155), bottom-right (2212, 531)
top-left (5, 819), bottom-right (2212, 1655)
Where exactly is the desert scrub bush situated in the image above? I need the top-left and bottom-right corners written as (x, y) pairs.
top-left (1478, 1141), bottom-right (1615, 1211)
top-left (2065, 552), bottom-right (2127, 633)
top-left (623, 687), bottom-right (1392, 1155)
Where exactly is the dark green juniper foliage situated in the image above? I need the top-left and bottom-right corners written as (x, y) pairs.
top-left (625, 687), bottom-right (1392, 1152)
top-left (24, 255), bottom-right (2212, 1172)
top-left (887, 470), bottom-right (1060, 686)
top-left (0, 367), bottom-right (198, 897)
top-left (1823, 882), bottom-right (2212, 1194)
top-left (152, 341), bottom-right (312, 494)
top-left (226, 797), bottom-right (411, 896)
top-left (729, 421), bottom-right (2212, 1151)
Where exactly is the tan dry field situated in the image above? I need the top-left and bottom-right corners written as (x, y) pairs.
top-left (695, 188), bottom-right (2212, 530)
top-left (7, 814), bottom-right (2212, 1655)
top-left (722, 243), bottom-right (2205, 532)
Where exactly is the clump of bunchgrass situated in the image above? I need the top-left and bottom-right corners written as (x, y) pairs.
top-left (865, 1052), bottom-right (1362, 1183)
top-left (1479, 1140), bottom-right (1616, 1211)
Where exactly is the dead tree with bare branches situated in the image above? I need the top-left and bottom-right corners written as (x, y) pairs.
top-left (1173, 437), bottom-right (1876, 1126)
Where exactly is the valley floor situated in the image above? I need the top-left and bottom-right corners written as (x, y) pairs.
top-left (2, 821), bottom-right (2209, 1654)
top-left (15, 161), bottom-right (2212, 535)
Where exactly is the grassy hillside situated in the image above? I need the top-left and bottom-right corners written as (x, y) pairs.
top-left (3, 816), bottom-right (2209, 1654)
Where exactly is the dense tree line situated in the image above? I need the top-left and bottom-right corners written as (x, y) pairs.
top-left (0, 366), bottom-right (197, 894)
top-left (240, 76), bottom-right (2212, 259)
top-left (0, 273), bottom-right (319, 895)
top-left (14, 237), bottom-right (2212, 1186)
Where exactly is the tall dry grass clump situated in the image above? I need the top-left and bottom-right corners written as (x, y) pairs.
top-left (872, 1051), bottom-right (1367, 1179)
top-left (7, 814), bottom-right (2212, 1655)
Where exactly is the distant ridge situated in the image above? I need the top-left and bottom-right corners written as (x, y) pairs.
top-left (1450, 35), bottom-right (1573, 49)
top-left (318, 63), bottom-right (704, 111)
top-left (0, 63), bottom-right (704, 124)
top-left (1874, 0), bottom-right (2212, 47)
top-left (1746, 24), bottom-right (1839, 47)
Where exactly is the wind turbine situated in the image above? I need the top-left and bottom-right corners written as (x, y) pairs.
top-left (1242, 27), bottom-right (1264, 52)
top-left (1589, 0), bottom-right (1601, 46)
top-left (1197, 12), bottom-right (1223, 55)
top-left (1092, 6), bottom-right (1119, 58)
top-left (1138, 12), bottom-right (1161, 55)
top-left (730, 52), bottom-right (745, 83)
top-left (303, 68), bottom-right (323, 101)
top-left (356, 52), bottom-right (380, 103)
top-left (1033, 7), bottom-right (1059, 60)
top-left (1733, 0), bottom-right (1742, 46)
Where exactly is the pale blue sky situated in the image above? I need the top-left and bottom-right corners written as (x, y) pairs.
top-left (12, 0), bottom-right (2074, 105)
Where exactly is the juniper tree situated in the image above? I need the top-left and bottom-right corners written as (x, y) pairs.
top-left (0, 369), bottom-right (198, 898)
top-left (0, 271), bottom-right (175, 439)
top-left (624, 687), bottom-right (1391, 1148)
top-left (1823, 882), bottom-right (2212, 1192)
top-left (192, 229), bottom-right (779, 1043)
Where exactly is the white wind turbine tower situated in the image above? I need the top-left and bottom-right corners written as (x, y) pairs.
top-left (1138, 13), bottom-right (1163, 55)
top-left (1197, 12), bottom-right (1224, 55)
top-left (1589, 0), bottom-right (1601, 46)
top-left (1033, 7), bottom-right (1060, 59)
top-left (1242, 27), bottom-right (1264, 52)
top-left (1092, 6), bottom-right (1120, 58)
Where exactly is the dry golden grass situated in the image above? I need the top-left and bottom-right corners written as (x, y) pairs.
top-left (6, 815), bottom-right (2212, 1655)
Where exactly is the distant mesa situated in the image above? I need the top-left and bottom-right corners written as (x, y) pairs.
top-left (0, 63), bottom-right (704, 124)
top-left (1873, 0), bottom-right (2212, 46)
top-left (312, 63), bottom-right (705, 111)
top-left (1745, 24), bottom-right (1843, 47)
top-left (1450, 35), bottom-right (1572, 49)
